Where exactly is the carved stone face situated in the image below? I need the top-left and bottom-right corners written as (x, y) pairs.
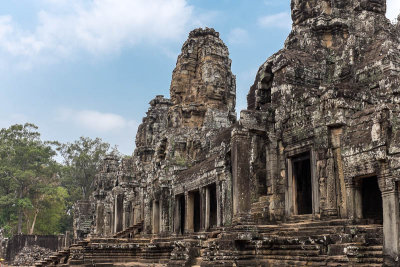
top-left (360, 0), bottom-right (386, 14)
top-left (332, 0), bottom-right (350, 9)
top-left (291, 0), bottom-right (319, 25)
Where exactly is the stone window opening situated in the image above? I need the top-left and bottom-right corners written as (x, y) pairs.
top-left (174, 194), bottom-right (185, 235)
top-left (193, 191), bottom-right (201, 232)
top-left (187, 190), bottom-right (201, 233)
top-left (256, 67), bottom-right (274, 110)
top-left (355, 176), bottom-right (383, 224)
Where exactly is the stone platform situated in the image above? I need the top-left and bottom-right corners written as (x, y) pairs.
top-left (35, 218), bottom-right (384, 267)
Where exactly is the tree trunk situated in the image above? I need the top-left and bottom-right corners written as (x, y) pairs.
top-left (29, 209), bottom-right (39, 234)
top-left (17, 190), bottom-right (23, 234)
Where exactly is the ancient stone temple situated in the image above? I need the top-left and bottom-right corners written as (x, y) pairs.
top-left (35, 0), bottom-right (400, 266)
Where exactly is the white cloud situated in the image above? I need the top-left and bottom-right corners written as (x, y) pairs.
top-left (228, 28), bottom-right (249, 44)
top-left (387, 0), bottom-right (400, 22)
top-left (0, 0), bottom-right (197, 68)
top-left (57, 108), bottom-right (137, 133)
top-left (258, 12), bottom-right (292, 30)
top-left (55, 108), bottom-right (139, 155)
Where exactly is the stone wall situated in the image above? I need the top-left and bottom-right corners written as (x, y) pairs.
top-left (0, 228), bottom-right (7, 260)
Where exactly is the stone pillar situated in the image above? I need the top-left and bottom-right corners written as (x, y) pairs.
top-left (354, 180), bottom-right (363, 220)
top-left (231, 128), bottom-right (252, 222)
top-left (204, 186), bottom-right (210, 230)
top-left (377, 163), bottom-right (400, 266)
top-left (185, 192), bottom-right (194, 233)
top-left (330, 127), bottom-right (347, 217)
top-left (346, 179), bottom-right (358, 221)
top-left (160, 188), bottom-right (171, 234)
top-left (381, 188), bottom-right (400, 265)
top-left (217, 181), bottom-right (223, 227)
top-left (152, 200), bottom-right (160, 234)
top-left (325, 156), bottom-right (338, 216)
top-left (95, 203), bottom-right (104, 236)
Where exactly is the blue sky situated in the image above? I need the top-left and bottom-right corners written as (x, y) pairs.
top-left (1, 0), bottom-right (399, 156)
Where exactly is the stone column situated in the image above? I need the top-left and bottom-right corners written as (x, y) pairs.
top-left (377, 163), bottom-right (400, 266)
top-left (354, 180), bottom-right (363, 220)
top-left (152, 200), bottom-right (160, 234)
top-left (231, 128), bottom-right (252, 223)
top-left (204, 186), bottom-right (210, 230)
top-left (381, 188), bottom-right (400, 265)
top-left (346, 180), bottom-right (356, 221)
top-left (331, 127), bottom-right (347, 217)
top-left (185, 192), bottom-right (194, 233)
top-left (325, 156), bottom-right (338, 216)
top-left (95, 203), bottom-right (104, 236)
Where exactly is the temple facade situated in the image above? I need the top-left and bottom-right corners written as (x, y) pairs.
top-left (37, 0), bottom-right (400, 266)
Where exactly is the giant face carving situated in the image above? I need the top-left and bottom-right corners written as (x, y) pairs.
top-left (332, 0), bottom-right (350, 9)
top-left (360, 0), bottom-right (386, 14)
top-left (291, 0), bottom-right (320, 25)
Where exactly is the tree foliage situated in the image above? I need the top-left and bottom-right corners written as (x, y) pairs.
top-left (0, 124), bottom-right (58, 235)
top-left (58, 137), bottom-right (118, 201)
top-left (0, 124), bottom-right (116, 237)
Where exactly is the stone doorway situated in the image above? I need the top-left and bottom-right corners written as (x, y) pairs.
top-left (115, 195), bottom-right (124, 233)
top-left (290, 152), bottom-right (313, 215)
top-left (208, 183), bottom-right (217, 229)
top-left (360, 176), bottom-right (383, 224)
top-left (193, 191), bottom-right (201, 232)
top-left (175, 194), bottom-right (185, 235)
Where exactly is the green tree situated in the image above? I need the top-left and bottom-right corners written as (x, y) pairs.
top-left (33, 186), bottom-right (69, 235)
top-left (0, 123), bottom-right (58, 235)
top-left (58, 137), bottom-right (118, 201)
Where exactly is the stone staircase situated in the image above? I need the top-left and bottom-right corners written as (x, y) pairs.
top-left (113, 221), bottom-right (144, 238)
top-left (34, 218), bottom-right (384, 267)
top-left (199, 219), bottom-right (383, 266)
top-left (250, 196), bottom-right (270, 224)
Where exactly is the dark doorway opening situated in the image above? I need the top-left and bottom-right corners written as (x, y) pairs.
top-left (194, 191), bottom-right (201, 232)
top-left (209, 183), bottom-right (217, 229)
top-left (361, 176), bottom-right (383, 223)
top-left (116, 195), bottom-right (124, 232)
top-left (178, 194), bottom-right (185, 235)
top-left (292, 153), bottom-right (312, 215)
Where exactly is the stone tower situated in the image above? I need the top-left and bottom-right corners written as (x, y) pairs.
top-left (90, 27), bottom-right (236, 238)
top-left (169, 28), bottom-right (236, 128)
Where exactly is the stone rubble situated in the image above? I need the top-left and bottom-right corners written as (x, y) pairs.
top-left (12, 245), bottom-right (53, 266)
